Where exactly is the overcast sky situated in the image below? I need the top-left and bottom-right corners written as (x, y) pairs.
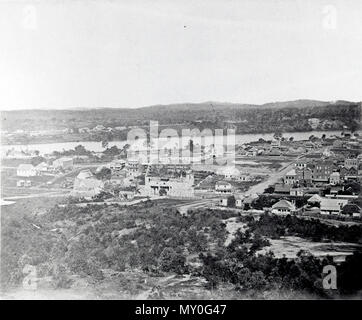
top-left (0, 0), bottom-right (361, 110)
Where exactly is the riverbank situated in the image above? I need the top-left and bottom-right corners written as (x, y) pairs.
top-left (2, 129), bottom-right (348, 146)
top-left (1, 130), bottom-right (349, 157)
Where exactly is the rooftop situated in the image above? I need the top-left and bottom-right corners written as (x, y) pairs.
top-left (17, 164), bottom-right (35, 170)
top-left (272, 199), bottom-right (295, 210)
top-left (307, 194), bottom-right (323, 203)
top-left (76, 169), bottom-right (94, 180)
top-left (215, 181), bottom-right (232, 187)
top-left (286, 169), bottom-right (296, 176)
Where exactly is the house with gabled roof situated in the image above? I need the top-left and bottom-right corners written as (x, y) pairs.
top-left (17, 164), bottom-right (38, 177)
top-left (320, 198), bottom-right (348, 215)
top-left (271, 200), bottom-right (296, 215)
top-left (72, 169), bottom-right (104, 198)
top-left (284, 169), bottom-right (297, 185)
top-left (215, 181), bottom-right (232, 194)
top-left (307, 194), bottom-right (323, 204)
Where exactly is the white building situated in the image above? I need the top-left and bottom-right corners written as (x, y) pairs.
top-left (329, 172), bottom-right (341, 185)
top-left (35, 162), bottom-right (49, 173)
top-left (235, 194), bottom-right (245, 208)
top-left (344, 158), bottom-right (358, 170)
top-left (219, 198), bottom-right (228, 206)
top-left (308, 118), bottom-right (320, 129)
top-left (218, 166), bottom-right (243, 181)
top-left (17, 180), bottom-right (32, 187)
top-left (53, 157), bottom-right (74, 170)
top-left (284, 169), bottom-right (297, 185)
top-left (307, 194), bottom-right (322, 204)
top-left (320, 198), bottom-right (348, 215)
top-left (271, 200), bottom-right (296, 215)
top-left (118, 187), bottom-right (136, 201)
top-left (126, 158), bottom-right (142, 178)
top-left (110, 160), bottom-right (126, 172)
top-left (144, 165), bottom-right (194, 198)
top-left (17, 164), bottom-right (38, 177)
top-left (294, 160), bottom-right (309, 170)
top-left (215, 181), bottom-right (232, 194)
top-left (290, 188), bottom-right (304, 197)
top-left (79, 127), bottom-right (91, 133)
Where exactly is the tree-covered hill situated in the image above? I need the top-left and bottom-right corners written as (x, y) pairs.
top-left (1, 100), bottom-right (360, 134)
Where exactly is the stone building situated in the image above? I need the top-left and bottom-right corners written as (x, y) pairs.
top-left (144, 165), bottom-right (194, 198)
top-left (126, 158), bottom-right (142, 178)
top-left (53, 157), bottom-right (74, 170)
top-left (215, 181), bottom-right (232, 194)
top-left (17, 164), bottom-right (38, 177)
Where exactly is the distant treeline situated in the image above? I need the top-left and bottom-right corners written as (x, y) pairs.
top-left (2, 101), bottom-right (360, 135)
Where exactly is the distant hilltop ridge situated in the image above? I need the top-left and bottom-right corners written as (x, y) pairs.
top-left (1, 99), bottom-right (360, 112)
top-left (137, 99), bottom-right (356, 112)
top-left (1, 100), bottom-right (360, 138)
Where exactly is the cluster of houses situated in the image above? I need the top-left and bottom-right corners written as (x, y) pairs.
top-left (237, 131), bottom-right (360, 159)
top-left (16, 157), bottom-right (74, 178)
top-left (284, 156), bottom-right (359, 187)
top-left (266, 154), bottom-right (362, 217)
top-left (3, 128), bottom-right (74, 139)
top-left (268, 196), bottom-right (360, 218)
top-left (216, 132), bottom-right (362, 218)
top-left (12, 130), bottom-right (361, 217)
top-left (78, 125), bottom-right (127, 134)
top-left (143, 165), bottom-right (195, 198)
top-left (3, 148), bottom-right (39, 159)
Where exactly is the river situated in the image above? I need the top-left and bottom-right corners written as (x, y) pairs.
top-left (0, 130), bottom-right (347, 157)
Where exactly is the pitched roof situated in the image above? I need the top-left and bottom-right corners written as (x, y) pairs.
top-left (286, 169), bottom-right (296, 176)
top-left (77, 169), bottom-right (93, 180)
top-left (307, 194), bottom-right (322, 203)
top-left (56, 157), bottom-right (73, 162)
top-left (215, 181), bottom-right (232, 187)
top-left (17, 164), bottom-right (35, 171)
top-left (272, 200), bottom-right (295, 210)
top-left (274, 184), bottom-right (291, 193)
top-left (36, 162), bottom-right (48, 168)
top-left (320, 198), bottom-right (348, 211)
top-left (234, 194), bottom-right (245, 200)
top-left (342, 204), bottom-right (361, 213)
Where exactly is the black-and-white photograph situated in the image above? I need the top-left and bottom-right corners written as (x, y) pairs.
top-left (0, 0), bottom-right (361, 304)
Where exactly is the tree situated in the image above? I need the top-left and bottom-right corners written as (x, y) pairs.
top-left (95, 167), bottom-right (112, 180)
top-left (103, 146), bottom-right (121, 156)
top-left (74, 145), bottom-right (88, 155)
top-left (264, 186), bottom-right (275, 194)
top-left (102, 140), bottom-right (109, 149)
top-left (342, 204), bottom-right (361, 216)
top-left (158, 247), bottom-right (186, 274)
top-left (31, 156), bottom-right (46, 166)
